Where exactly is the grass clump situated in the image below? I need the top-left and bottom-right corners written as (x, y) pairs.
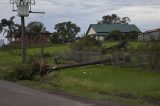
top-left (4, 62), bottom-right (47, 81)
top-left (4, 64), bottom-right (35, 81)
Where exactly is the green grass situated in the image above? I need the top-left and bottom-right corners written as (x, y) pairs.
top-left (1, 42), bottom-right (160, 106)
top-left (102, 41), bottom-right (118, 48)
top-left (0, 44), bottom-right (69, 65)
top-left (60, 65), bottom-right (160, 97)
top-left (0, 52), bottom-right (21, 66)
top-left (102, 41), bottom-right (145, 49)
top-left (17, 65), bottom-right (160, 106)
top-left (27, 44), bottom-right (69, 55)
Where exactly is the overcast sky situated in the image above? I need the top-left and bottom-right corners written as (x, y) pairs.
top-left (0, 0), bottom-right (160, 40)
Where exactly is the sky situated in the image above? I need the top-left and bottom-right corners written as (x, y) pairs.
top-left (0, 0), bottom-right (160, 42)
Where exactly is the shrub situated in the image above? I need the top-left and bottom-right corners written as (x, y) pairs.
top-left (107, 30), bottom-right (126, 41)
top-left (4, 62), bottom-right (48, 81)
top-left (136, 42), bottom-right (160, 69)
top-left (70, 35), bottom-right (102, 51)
top-left (4, 64), bottom-right (34, 81)
top-left (126, 31), bottom-right (139, 40)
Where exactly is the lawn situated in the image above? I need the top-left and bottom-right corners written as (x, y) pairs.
top-left (102, 41), bottom-right (146, 49)
top-left (59, 65), bottom-right (160, 99)
top-left (32, 65), bottom-right (160, 106)
top-left (0, 51), bottom-right (21, 66)
top-left (27, 44), bottom-right (69, 55)
top-left (102, 41), bottom-right (118, 48)
top-left (0, 44), bottom-right (69, 65)
top-left (1, 42), bottom-right (160, 106)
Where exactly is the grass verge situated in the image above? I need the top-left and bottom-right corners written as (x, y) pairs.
top-left (17, 65), bottom-right (160, 106)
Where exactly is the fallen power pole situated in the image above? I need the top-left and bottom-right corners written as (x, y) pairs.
top-left (48, 58), bottom-right (112, 72)
top-left (10, 0), bottom-right (45, 64)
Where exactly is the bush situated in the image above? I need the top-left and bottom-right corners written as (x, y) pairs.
top-left (4, 64), bottom-right (34, 81)
top-left (126, 31), bottom-right (139, 40)
top-left (70, 35), bottom-right (102, 51)
top-left (4, 62), bottom-right (48, 81)
top-left (136, 42), bottom-right (160, 69)
top-left (107, 30), bottom-right (126, 41)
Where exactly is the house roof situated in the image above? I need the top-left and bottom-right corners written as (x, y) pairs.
top-left (87, 24), bottom-right (141, 35)
top-left (143, 28), bottom-right (160, 34)
top-left (40, 31), bottom-right (52, 35)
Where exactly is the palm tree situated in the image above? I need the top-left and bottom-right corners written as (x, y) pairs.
top-left (0, 16), bottom-right (17, 42)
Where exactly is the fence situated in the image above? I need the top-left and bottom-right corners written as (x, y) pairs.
top-left (52, 50), bottom-right (160, 70)
top-left (53, 50), bottom-right (102, 64)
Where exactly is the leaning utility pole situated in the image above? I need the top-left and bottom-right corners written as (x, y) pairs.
top-left (10, 0), bottom-right (45, 64)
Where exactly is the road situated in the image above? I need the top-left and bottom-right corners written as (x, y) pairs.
top-left (0, 80), bottom-right (91, 106)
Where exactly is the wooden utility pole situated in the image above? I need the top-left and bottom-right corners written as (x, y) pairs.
top-left (10, 0), bottom-right (45, 64)
top-left (21, 16), bottom-right (27, 64)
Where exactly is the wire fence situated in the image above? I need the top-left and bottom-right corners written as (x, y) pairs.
top-left (53, 50), bottom-right (160, 70)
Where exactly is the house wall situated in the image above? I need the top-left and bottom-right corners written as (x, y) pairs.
top-left (87, 27), bottom-right (96, 35)
top-left (139, 30), bottom-right (160, 41)
top-left (96, 36), bottom-right (105, 41)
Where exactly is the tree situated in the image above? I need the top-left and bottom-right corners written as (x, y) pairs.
top-left (98, 14), bottom-right (130, 24)
top-left (0, 23), bottom-right (3, 33)
top-left (107, 30), bottom-right (125, 41)
top-left (49, 32), bottom-right (61, 44)
top-left (26, 21), bottom-right (46, 45)
top-left (52, 21), bottom-right (80, 43)
top-left (26, 21), bottom-right (45, 36)
top-left (13, 24), bottom-right (21, 39)
top-left (0, 16), bottom-right (17, 42)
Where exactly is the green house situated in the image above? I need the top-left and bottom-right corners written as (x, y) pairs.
top-left (86, 24), bottom-right (141, 41)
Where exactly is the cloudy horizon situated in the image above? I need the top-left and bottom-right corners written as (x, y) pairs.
top-left (0, 0), bottom-right (160, 42)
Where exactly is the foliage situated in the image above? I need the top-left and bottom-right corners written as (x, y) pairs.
top-left (50, 21), bottom-right (80, 44)
top-left (26, 21), bottom-right (45, 37)
top-left (0, 23), bottom-right (3, 33)
top-left (98, 14), bottom-right (131, 24)
top-left (0, 16), bottom-right (21, 39)
top-left (27, 54), bottom-right (39, 64)
top-left (4, 62), bottom-right (48, 81)
top-left (4, 64), bottom-right (35, 81)
top-left (70, 35), bottom-right (102, 51)
top-left (107, 30), bottom-right (126, 40)
top-left (49, 32), bottom-right (61, 44)
top-left (126, 31), bottom-right (139, 40)
top-left (136, 42), bottom-right (160, 69)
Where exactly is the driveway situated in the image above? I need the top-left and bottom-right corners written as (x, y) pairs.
top-left (0, 80), bottom-right (90, 106)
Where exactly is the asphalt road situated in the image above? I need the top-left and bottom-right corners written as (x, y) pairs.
top-left (0, 80), bottom-right (90, 106)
